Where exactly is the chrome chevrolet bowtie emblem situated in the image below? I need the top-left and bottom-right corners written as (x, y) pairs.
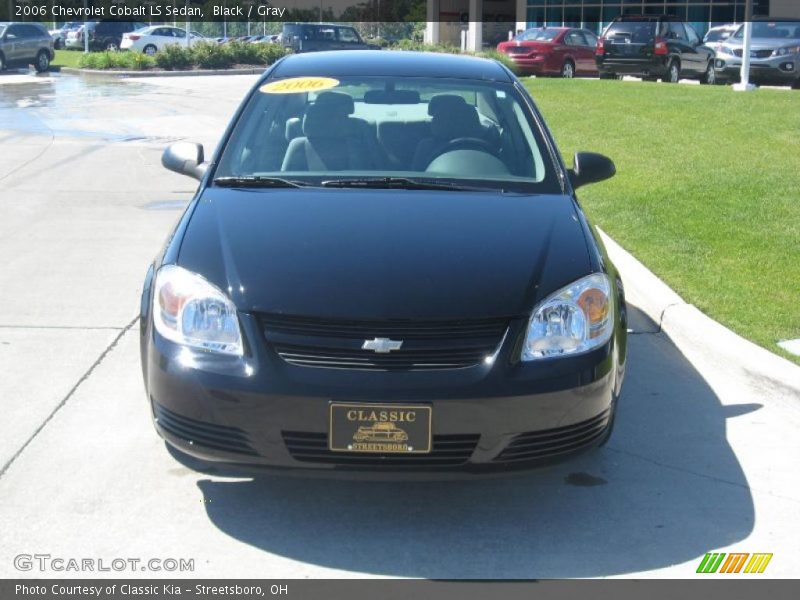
top-left (362, 338), bottom-right (403, 353)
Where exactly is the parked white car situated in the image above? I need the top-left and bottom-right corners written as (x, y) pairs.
top-left (120, 26), bottom-right (203, 55)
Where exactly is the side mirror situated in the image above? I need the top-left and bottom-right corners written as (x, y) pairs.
top-left (5, 33), bottom-right (15, 40)
top-left (569, 152), bottom-right (616, 189)
top-left (162, 142), bottom-right (206, 181)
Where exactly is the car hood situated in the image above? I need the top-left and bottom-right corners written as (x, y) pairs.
top-left (176, 187), bottom-right (592, 320)
top-left (723, 37), bottom-right (800, 50)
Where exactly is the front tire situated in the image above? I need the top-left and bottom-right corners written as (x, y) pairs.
top-left (34, 50), bottom-right (50, 73)
top-left (143, 45), bottom-right (157, 56)
top-left (701, 61), bottom-right (717, 85)
top-left (560, 60), bottom-right (575, 79)
top-left (0, 52), bottom-right (6, 72)
top-left (792, 78), bottom-right (800, 90)
top-left (665, 59), bottom-right (680, 83)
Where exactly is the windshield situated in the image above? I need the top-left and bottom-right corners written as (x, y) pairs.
top-left (515, 28), bottom-right (561, 42)
top-left (605, 21), bottom-right (658, 43)
top-left (733, 21), bottom-right (800, 39)
top-left (0, 25), bottom-right (6, 38)
top-left (215, 76), bottom-right (557, 193)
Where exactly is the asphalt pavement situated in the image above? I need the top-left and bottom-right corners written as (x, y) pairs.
top-left (0, 69), bottom-right (797, 579)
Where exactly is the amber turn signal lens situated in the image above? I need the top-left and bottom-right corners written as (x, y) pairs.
top-left (577, 288), bottom-right (610, 338)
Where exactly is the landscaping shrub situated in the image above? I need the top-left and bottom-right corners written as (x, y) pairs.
top-left (155, 44), bottom-right (193, 70)
top-left (125, 52), bottom-right (155, 71)
top-left (77, 52), bottom-right (101, 69)
top-left (390, 40), bottom-right (460, 54)
top-left (474, 49), bottom-right (519, 74)
top-left (256, 43), bottom-right (288, 66)
top-left (190, 41), bottom-right (233, 69)
top-left (72, 40), bottom-right (298, 71)
top-left (224, 41), bottom-right (261, 66)
top-left (78, 51), bottom-right (132, 70)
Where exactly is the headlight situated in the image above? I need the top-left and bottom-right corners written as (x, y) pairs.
top-left (773, 46), bottom-right (800, 57)
top-left (522, 273), bottom-right (614, 361)
top-left (153, 265), bottom-right (243, 356)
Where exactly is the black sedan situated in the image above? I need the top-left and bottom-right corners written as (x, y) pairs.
top-left (140, 50), bottom-right (627, 476)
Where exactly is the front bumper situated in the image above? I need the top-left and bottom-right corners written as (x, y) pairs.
top-left (714, 55), bottom-right (799, 84)
top-left (143, 313), bottom-right (623, 477)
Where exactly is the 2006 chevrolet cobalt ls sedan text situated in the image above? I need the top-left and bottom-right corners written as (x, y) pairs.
top-left (140, 50), bottom-right (627, 476)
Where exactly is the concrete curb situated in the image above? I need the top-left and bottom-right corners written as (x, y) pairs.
top-left (60, 66), bottom-right (265, 78)
top-left (598, 228), bottom-right (800, 392)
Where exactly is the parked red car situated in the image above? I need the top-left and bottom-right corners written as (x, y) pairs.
top-left (497, 27), bottom-right (599, 78)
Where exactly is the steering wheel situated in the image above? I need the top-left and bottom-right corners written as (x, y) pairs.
top-left (431, 137), bottom-right (501, 162)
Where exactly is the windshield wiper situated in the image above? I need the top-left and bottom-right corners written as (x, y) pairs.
top-left (213, 176), bottom-right (310, 188)
top-left (320, 177), bottom-right (498, 192)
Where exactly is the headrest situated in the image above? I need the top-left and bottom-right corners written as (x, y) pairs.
top-left (430, 101), bottom-right (482, 140)
top-left (428, 94), bottom-right (468, 117)
top-left (303, 102), bottom-right (350, 138)
top-left (285, 117), bottom-right (303, 141)
top-left (364, 89), bottom-right (421, 105)
top-left (313, 91), bottom-right (354, 115)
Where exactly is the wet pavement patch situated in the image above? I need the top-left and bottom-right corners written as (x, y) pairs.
top-left (565, 472), bottom-right (608, 487)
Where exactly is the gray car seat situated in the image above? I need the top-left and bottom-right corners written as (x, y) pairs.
top-left (411, 94), bottom-right (487, 171)
top-left (282, 91), bottom-right (385, 171)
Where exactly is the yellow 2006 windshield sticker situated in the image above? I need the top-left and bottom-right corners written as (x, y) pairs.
top-left (260, 77), bottom-right (340, 94)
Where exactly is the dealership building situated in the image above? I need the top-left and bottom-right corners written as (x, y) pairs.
top-left (425, 1), bottom-right (799, 50)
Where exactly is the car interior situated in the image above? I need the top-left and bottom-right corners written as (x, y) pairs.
top-left (226, 81), bottom-right (547, 183)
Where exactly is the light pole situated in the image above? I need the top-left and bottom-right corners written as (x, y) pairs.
top-left (185, 0), bottom-right (191, 49)
top-left (733, 0), bottom-right (755, 91)
top-left (83, 0), bottom-right (89, 53)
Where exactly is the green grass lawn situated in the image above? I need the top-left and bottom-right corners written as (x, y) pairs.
top-left (52, 49), bottom-right (86, 69)
top-left (525, 78), bottom-right (800, 364)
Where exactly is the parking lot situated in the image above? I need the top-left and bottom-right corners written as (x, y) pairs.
top-left (0, 69), bottom-right (798, 578)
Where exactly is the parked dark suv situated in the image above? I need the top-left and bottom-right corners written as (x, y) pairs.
top-left (596, 15), bottom-right (716, 83)
top-left (0, 22), bottom-right (54, 73)
top-left (281, 23), bottom-right (377, 53)
top-left (91, 21), bottom-right (146, 51)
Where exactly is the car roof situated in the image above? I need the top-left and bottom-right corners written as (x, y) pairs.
top-left (270, 50), bottom-right (513, 83)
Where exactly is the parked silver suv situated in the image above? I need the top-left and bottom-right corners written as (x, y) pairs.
top-left (714, 21), bottom-right (800, 89)
top-left (0, 22), bottom-right (54, 73)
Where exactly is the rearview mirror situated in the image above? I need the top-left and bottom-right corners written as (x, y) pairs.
top-left (162, 142), bottom-right (206, 181)
top-left (569, 152), bottom-right (616, 189)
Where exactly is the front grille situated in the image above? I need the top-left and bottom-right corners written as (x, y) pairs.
top-left (154, 403), bottom-right (258, 456)
top-left (494, 409), bottom-right (611, 463)
top-left (260, 314), bottom-right (509, 371)
top-left (282, 431), bottom-right (480, 467)
top-left (733, 48), bottom-right (773, 58)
